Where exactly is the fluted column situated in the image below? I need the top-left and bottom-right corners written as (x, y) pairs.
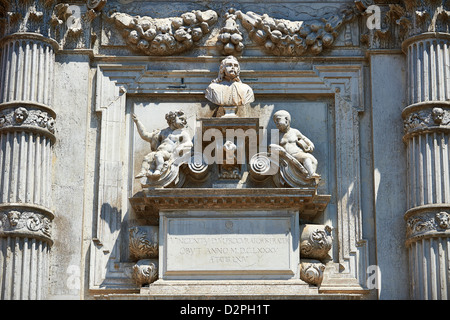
top-left (0, 33), bottom-right (57, 300)
top-left (402, 31), bottom-right (450, 300)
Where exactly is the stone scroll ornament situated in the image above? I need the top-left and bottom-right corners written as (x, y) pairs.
top-left (300, 224), bottom-right (333, 260)
top-left (132, 259), bottom-right (158, 287)
top-left (108, 9), bottom-right (218, 55)
top-left (298, 224), bottom-right (332, 286)
top-left (300, 260), bottom-right (326, 286)
top-left (250, 110), bottom-right (320, 187)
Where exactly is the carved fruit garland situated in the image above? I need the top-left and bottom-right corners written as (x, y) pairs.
top-left (108, 9), bottom-right (218, 55)
top-left (232, 5), bottom-right (360, 56)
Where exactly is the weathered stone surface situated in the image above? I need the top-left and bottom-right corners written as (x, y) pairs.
top-left (0, 0), bottom-right (448, 301)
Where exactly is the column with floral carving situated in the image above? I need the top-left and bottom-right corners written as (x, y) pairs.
top-left (0, 0), bottom-right (58, 299)
top-left (400, 0), bottom-right (450, 300)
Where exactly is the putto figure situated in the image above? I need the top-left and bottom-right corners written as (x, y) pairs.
top-left (271, 110), bottom-right (320, 180)
top-left (205, 55), bottom-right (254, 116)
top-left (132, 110), bottom-right (193, 178)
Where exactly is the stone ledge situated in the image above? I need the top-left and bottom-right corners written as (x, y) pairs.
top-left (96, 280), bottom-right (366, 300)
top-left (130, 188), bottom-right (331, 223)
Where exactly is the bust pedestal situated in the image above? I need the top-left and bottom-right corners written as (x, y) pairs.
top-left (222, 105), bottom-right (238, 117)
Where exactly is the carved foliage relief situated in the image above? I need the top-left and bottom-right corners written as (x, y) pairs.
top-left (406, 211), bottom-right (450, 242)
top-left (129, 226), bottom-right (159, 286)
top-left (403, 106), bottom-right (450, 135)
top-left (0, 106), bottom-right (56, 136)
top-left (129, 226), bottom-right (158, 261)
top-left (0, 209), bottom-right (52, 240)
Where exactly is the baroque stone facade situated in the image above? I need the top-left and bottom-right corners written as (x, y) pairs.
top-left (0, 0), bottom-right (449, 301)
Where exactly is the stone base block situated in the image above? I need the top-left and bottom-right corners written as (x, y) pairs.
top-left (96, 280), bottom-right (366, 300)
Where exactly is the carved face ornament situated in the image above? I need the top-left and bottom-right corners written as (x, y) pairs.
top-left (436, 212), bottom-right (450, 229)
top-left (432, 107), bottom-right (444, 125)
top-left (14, 107), bottom-right (28, 124)
top-left (7, 211), bottom-right (20, 227)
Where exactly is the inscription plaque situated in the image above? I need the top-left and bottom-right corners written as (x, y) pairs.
top-left (160, 210), bottom-right (300, 280)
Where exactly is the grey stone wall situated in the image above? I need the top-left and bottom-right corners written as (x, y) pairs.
top-left (0, 0), bottom-right (448, 300)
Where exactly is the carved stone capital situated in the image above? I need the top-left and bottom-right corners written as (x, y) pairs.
top-left (362, 0), bottom-right (449, 50)
top-left (0, 0), bottom-right (103, 50)
top-left (401, 0), bottom-right (449, 38)
top-left (132, 259), bottom-right (158, 287)
top-left (1, 0), bottom-right (56, 39)
top-left (300, 224), bottom-right (333, 260)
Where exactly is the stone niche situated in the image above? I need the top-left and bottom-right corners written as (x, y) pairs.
top-left (91, 40), bottom-right (369, 298)
top-left (125, 55), bottom-right (336, 297)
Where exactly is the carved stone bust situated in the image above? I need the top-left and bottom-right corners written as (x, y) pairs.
top-left (205, 55), bottom-right (254, 116)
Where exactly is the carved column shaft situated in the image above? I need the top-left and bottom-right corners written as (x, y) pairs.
top-left (406, 35), bottom-right (450, 106)
top-left (0, 34), bottom-right (56, 300)
top-left (403, 32), bottom-right (450, 300)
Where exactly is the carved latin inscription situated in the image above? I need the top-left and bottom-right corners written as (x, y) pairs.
top-left (161, 211), bottom-right (299, 279)
top-left (169, 234), bottom-right (289, 267)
